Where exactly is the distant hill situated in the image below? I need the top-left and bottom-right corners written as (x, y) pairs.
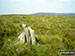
top-left (30, 12), bottom-right (75, 16)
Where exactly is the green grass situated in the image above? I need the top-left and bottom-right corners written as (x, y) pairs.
top-left (0, 15), bottom-right (75, 56)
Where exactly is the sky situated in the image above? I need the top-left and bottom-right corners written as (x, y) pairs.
top-left (0, 0), bottom-right (75, 15)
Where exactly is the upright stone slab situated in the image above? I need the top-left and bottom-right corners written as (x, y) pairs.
top-left (18, 24), bottom-right (38, 45)
top-left (24, 28), bottom-right (30, 44)
top-left (28, 27), bottom-right (37, 45)
top-left (22, 24), bottom-right (30, 44)
top-left (18, 32), bottom-right (25, 44)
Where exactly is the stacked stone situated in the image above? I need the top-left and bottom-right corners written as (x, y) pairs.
top-left (18, 24), bottom-right (38, 45)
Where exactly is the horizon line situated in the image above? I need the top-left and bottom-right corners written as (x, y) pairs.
top-left (0, 12), bottom-right (75, 15)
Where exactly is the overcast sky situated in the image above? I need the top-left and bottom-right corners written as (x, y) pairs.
top-left (0, 0), bottom-right (75, 15)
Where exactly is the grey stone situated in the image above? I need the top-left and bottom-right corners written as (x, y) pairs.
top-left (24, 28), bottom-right (30, 44)
top-left (18, 32), bottom-right (25, 44)
top-left (28, 27), bottom-right (37, 45)
top-left (18, 24), bottom-right (38, 45)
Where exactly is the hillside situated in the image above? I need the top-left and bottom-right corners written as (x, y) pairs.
top-left (30, 12), bottom-right (75, 16)
top-left (0, 15), bottom-right (75, 56)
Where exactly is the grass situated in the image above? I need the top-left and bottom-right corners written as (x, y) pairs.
top-left (0, 15), bottom-right (75, 56)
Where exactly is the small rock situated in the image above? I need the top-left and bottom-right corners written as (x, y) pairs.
top-left (8, 39), bottom-right (11, 42)
top-left (16, 49), bottom-right (18, 51)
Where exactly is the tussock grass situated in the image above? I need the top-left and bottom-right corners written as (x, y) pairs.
top-left (0, 15), bottom-right (75, 56)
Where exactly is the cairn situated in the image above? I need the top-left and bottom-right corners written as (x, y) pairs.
top-left (18, 24), bottom-right (38, 45)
